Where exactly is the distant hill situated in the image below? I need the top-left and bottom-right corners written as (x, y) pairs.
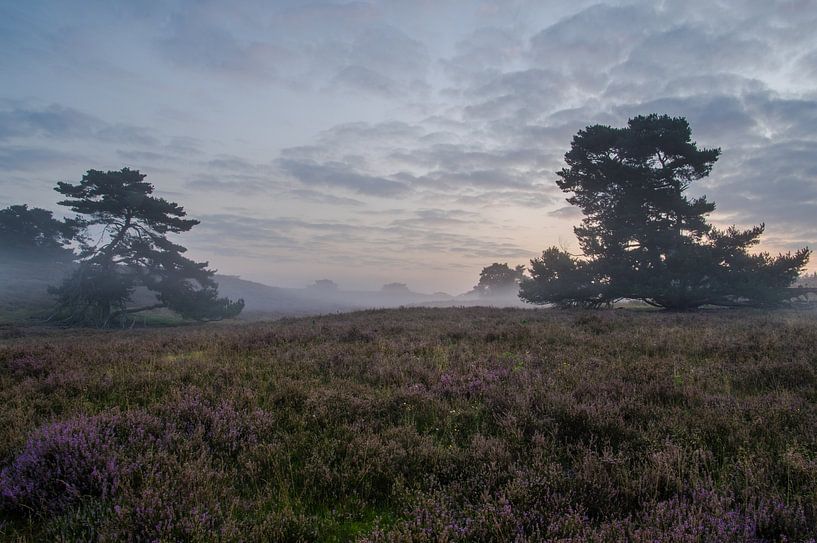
top-left (213, 275), bottom-right (357, 318)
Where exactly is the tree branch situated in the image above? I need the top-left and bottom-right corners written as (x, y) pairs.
top-left (111, 303), bottom-right (166, 316)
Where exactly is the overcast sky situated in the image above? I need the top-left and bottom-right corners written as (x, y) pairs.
top-left (2, 0), bottom-right (816, 292)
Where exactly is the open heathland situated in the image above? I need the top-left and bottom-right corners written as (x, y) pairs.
top-left (1, 307), bottom-right (816, 541)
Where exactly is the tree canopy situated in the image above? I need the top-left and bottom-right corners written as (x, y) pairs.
top-left (474, 262), bottom-right (525, 297)
top-left (309, 279), bottom-right (339, 292)
top-left (520, 114), bottom-right (810, 309)
top-left (0, 204), bottom-right (79, 262)
top-left (381, 282), bottom-right (411, 294)
top-left (49, 168), bottom-right (243, 326)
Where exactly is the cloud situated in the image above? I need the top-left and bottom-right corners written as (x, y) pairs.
top-left (207, 155), bottom-right (271, 173)
top-left (390, 208), bottom-right (484, 228)
top-left (797, 48), bottom-right (817, 80)
top-left (463, 68), bottom-right (567, 120)
top-left (155, 8), bottom-right (430, 96)
top-left (284, 188), bottom-right (365, 207)
top-left (616, 25), bottom-right (771, 84)
top-left (317, 120), bottom-right (424, 144)
top-left (331, 65), bottom-right (402, 97)
top-left (117, 149), bottom-right (176, 163)
top-left (528, 3), bottom-right (658, 84)
top-left (0, 146), bottom-right (80, 171)
top-left (277, 157), bottom-right (408, 196)
top-left (707, 140), bottom-right (817, 230)
top-left (156, 12), bottom-right (288, 80)
top-left (453, 189), bottom-right (555, 208)
top-left (187, 214), bottom-right (304, 258)
top-left (166, 136), bottom-right (204, 156)
top-left (443, 26), bottom-right (525, 81)
top-left (548, 205), bottom-right (582, 219)
top-left (189, 211), bottom-right (535, 267)
top-left (0, 104), bottom-right (101, 140)
top-left (317, 24), bottom-right (430, 95)
top-left (0, 104), bottom-right (157, 145)
top-left (341, 25), bottom-right (429, 77)
top-left (390, 142), bottom-right (552, 172)
top-left (409, 169), bottom-right (538, 191)
top-left (274, 1), bottom-right (379, 30)
top-left (186, 175), bottom-right (271, 196)
top-left (745, 94), bottom-right (817, 140)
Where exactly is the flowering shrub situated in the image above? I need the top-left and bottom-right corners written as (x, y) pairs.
top-left (6, 355), bottom-right (47, 377)
top-left (0, 415), bottom-right (122, 515)
top-left (0, 307), bottom-right (816, 540)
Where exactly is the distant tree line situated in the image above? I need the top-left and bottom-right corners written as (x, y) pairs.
top-left (1, 168), bottom-right (243, 327)
top-left (476, 114), bottom-right (810, 309)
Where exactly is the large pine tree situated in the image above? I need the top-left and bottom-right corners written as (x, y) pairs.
top-left (50, 168), bottom-right (243, 326)
top-left (520, 114), bottom-right (810, 309)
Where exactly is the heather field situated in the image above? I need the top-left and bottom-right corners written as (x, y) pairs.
top-left (1, 308), bottom-right (816, 542)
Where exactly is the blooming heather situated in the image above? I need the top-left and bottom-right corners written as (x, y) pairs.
top-left (0, 307), bottom-right (815, 540)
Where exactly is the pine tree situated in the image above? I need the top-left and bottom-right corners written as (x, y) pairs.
top-left (521, 115), bottom-right (810, 309)
top-left (50, 168), bottom-right (243, 326)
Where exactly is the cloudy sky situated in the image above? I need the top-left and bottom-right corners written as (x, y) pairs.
top-left (2, 1), bottom-right (816, 292)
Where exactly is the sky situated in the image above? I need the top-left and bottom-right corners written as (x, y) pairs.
top-left (2, 0), bottom-right (816, 293)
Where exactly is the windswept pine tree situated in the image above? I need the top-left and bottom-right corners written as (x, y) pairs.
top-left (49, 168), bottom-right (243, 326)
top-left (520, 114), bottom-right (810, 309)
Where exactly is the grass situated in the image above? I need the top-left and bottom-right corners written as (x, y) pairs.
top-left (0, 307), bottom-right (816, 541)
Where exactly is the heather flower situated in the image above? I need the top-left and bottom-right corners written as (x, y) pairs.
top-left (6, 355), bottom-right (47, 377)
top-left (0, 415), bottom-right (122, 515)
top-left (1, 307), bottom-right (816, 540)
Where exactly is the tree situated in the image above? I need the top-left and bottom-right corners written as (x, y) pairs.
top-left (520, 114), bottom-right (810, 309)
top-left (519, 248), bottom-right (603, 307)
top-left (381, 282), bottom-right (411, 294)
top-left (49, 168), bottom-right (243, 326)
top-left (0, 204), bottom-right (80, 262)
top-left (309, 279), bottom-right (339, 292)
top-left (474, 262), bottom-right (525, 297)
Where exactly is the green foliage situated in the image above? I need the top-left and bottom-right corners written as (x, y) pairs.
top-left (50, 263), bottom-right (134, 326)
top-left (522, 114), bottom-right (810, 309)
top-left (519, 248), bottom-right (604, 307)
top-left (49, 168), bottom-right (243, 326)
top-left (474, 262), bottom-right (525, 297)
top-left (156, 277), bottom-right (244, 321)
top-left (0, 204), bottom-right (79, 262)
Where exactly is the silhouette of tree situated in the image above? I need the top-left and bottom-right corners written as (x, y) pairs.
top-left (49, 168), bottom-right (243, 326)
top-left (521, 114), bottom-right (810, 309)
top-left (474, 262), bottom-right (525, 297)
top-left (0, 204), bottom-right (80, 262)
top-left (519, 248), bottom-right (602, 307)
top-left (309, 279), bottom-right (339, 292)
top-left (381, 282), bottom-right (411, 294)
